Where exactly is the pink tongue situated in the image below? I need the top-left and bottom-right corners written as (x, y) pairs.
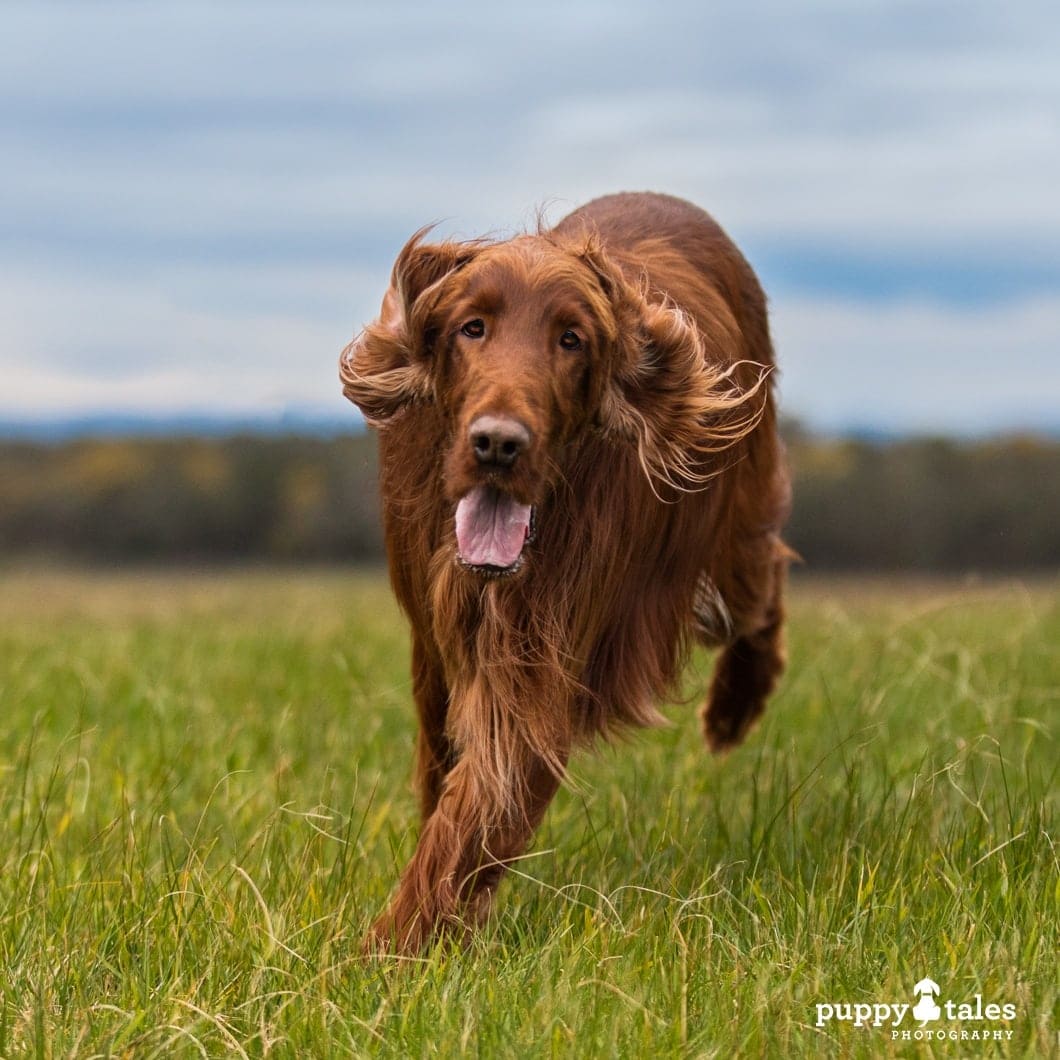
top-left (455, 487), bottom-right (532, 568)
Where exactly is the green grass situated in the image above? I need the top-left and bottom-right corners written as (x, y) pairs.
top-left (0, 568), bottom-right (1056, 1058)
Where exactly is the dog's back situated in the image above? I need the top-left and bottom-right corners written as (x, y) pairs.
top-left (555, 192), bottom-right (773, 364)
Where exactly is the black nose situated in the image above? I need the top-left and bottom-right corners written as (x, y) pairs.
top-left (469, 415), bottom-right (531, 468)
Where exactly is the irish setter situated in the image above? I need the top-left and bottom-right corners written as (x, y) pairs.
top-left (340, 192), bottom-right (791, 955)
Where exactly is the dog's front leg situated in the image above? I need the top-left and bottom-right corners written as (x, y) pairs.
top-left (409, 635), bottom-right (454, 819)
top-left (364, 747), bottom-right (565, 957)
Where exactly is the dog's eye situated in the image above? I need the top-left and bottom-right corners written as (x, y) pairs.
top-left (460, 319), bottom-right (485, 339)
top-left (559, 330), bottom-right (582, 351)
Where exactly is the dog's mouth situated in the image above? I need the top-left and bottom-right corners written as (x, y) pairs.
top-left (455, 486), bottom-right (536, 577)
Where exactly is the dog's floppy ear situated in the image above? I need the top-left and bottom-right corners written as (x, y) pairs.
top-left (583, 242), bottom-right (770, 492)
top-left (340, 230), bottom-right (478, 425)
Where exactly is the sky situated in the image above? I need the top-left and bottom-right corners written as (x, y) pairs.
top-left (2, 0), bottom-right (1058, 435)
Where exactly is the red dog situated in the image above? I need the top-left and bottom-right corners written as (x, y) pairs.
top-left (340, 192), bottom-right (791, 955)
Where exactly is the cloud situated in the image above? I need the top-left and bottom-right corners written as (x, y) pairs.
top-left (0, 262), bottom-right (369, 416)
top-left (773, 294), bottom-right (1060, 433)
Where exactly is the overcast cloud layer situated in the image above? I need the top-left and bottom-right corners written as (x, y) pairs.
top-left (2, 0), bottom-right (1058, 433)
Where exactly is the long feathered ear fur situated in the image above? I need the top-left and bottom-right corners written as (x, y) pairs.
top-left (584, 241), bottom-right (770, 494)
top-left (339, 230), bottom-right (479, 425)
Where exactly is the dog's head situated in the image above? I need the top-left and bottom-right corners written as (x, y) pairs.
top-left (341, 229), bottom-right (765, 578)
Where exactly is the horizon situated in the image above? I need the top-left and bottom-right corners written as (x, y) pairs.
top-left (1, 406), bottom-right (1057, 445)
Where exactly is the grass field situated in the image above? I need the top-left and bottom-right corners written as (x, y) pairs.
top-left (0, 568), bottom-right (1056, 1058)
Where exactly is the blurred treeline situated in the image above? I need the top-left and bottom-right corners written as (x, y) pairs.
top-left (0, 429), bottom-right (1057, 571)
top-left (0, 436), bottom-right (382, 562)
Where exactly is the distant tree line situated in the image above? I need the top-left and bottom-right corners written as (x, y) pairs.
top-left (0, 429), bottom-right (1057, 571)
top-left (0, 435), bottom-right (383, 562)
top-left (783, 428), bottom-right (1058, 572)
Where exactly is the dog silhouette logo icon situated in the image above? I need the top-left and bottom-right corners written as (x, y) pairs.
top-left (913, 978), bottom-right (942, 1025)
